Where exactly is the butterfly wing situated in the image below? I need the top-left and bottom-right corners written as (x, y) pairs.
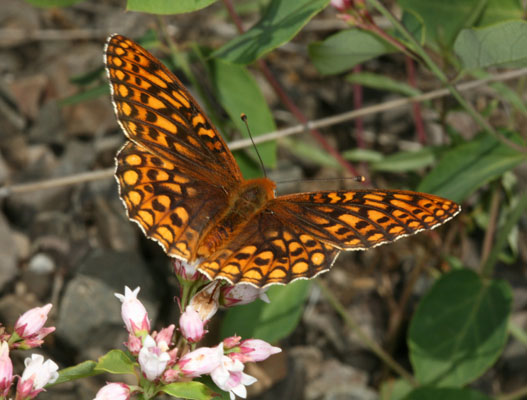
top-left (105, 34), bottom-right (243, 260)
top-left (198, 209), bottom-right (341, 287)
top-left (105, 34), bottom-right (242, 185)
top-left (198, 189), bottom-right (460, 287)
top-left (271, 189), bottom-right (461, 250)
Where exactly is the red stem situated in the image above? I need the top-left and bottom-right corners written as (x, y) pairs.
top-left (405, 55), bottom-right (426, 144)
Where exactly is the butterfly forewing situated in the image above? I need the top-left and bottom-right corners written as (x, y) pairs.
top-left (105, 34), bottom-right (242, 185)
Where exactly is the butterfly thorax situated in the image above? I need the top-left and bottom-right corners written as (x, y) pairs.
top-left (196, 177), bottom-right (276, 258)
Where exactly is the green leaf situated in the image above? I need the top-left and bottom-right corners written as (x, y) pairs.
top-left (454, 20), bottom-right (527, 69)
top-left (309, 30), bottom-right (396, 75)
top-left (398, 0), bottom-right (487, 50)
top-left (408, 269), bottom-right (512, 386)
top-left (379, 378), bottom-right (413, 400)
top-left (403, 387), bottom-right (492, 400)
top-left (208, 59), bottom-right (276, 169)
top-left (95, 350), bottom-right (136, 375)
top-left (58, 85), bottom-right (109, 106)
top-left (400, 10), bottom-right (425, 45)
top-left (48, 361), bottom-right (99, 386)
top-left (126, 0), bottom-right (217, 14)
top-left (417, 131), bottom-right (525, 203)
top-left (160, 381), bottom-right (216, 400)
top-left (23, 0), bottom-right (84, 7)
top-left (70, 66), bottom-right (105, 85)
top-left (346, 72), bottom-right (421, 97)
top-left (342, 148), bottom-right (384, 163)
top-left (213, 0), bottom-right (330, 65)
top-left (283, 137), bottom-right (340, 168)
top-left (371, 147), bottom-right (438, 173)
top-left (221, 280), bottom-right (311, 342)
top-left (476, 0), bottom-right (524, 26)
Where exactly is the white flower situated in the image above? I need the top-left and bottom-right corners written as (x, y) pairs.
top-left (211, 355), bottom-right (257, 400)
top-left (20, 354), bottom-right (59, 390)
top-left (138, 335), bottom-right (170, 381)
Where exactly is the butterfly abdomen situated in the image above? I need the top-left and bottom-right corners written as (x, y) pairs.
top-left (196, 178), bottom-right (276, 258)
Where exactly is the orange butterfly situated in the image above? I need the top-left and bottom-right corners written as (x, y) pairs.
top-left (104, 34), bottom-right (460, 288)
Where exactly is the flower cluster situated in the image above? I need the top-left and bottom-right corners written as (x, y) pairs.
top-left (0, 305), bottom-right (58, 400)
top-left (99, 276), bottom-right (280, 400)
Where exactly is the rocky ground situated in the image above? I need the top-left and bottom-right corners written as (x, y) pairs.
top-left (0, 1), bottom-right (525, 399)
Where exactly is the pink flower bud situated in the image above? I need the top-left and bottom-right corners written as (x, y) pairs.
top-left (188, 282), bottom-right (220, 321)
top-left (94, 382), bottom-right (130, 400)
top-left (331, 0), bottom-right (352, 11)
top-left (17, 354), bottom-right (58, 398)
top-left (115, 287), bottom-right (150, 334)
top-left (14, 304), bottom-right (55, 344)
top-left (223, 336), bottom-right (241, 350)
top-left (240, 339), bottom-right (281, 362)
top-left (173, 259), bottom-right (202, 281)
top-left (0, 342), bottom-right (13, 396)
top-left (178, 343), bottom-right (223, 378)
top-left (153, 325), bottom-right (175, 352)
top-left (125, 333), bottom-right (142, 355)
top-left (138, 335), bottom-right (170, 381)
top-left (179, 307), bottom-right (205, 343)
top-left (221, 284), bottom-right (270, 307)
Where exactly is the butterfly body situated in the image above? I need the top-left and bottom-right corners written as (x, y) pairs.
top-left (106, 34), bottom-right (461, 288)
top-left (196, 177), bottom-right (276, 258)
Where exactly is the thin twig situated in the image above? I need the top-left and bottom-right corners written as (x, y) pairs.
top-left (317, 279), bottom-right (418, 386)
top-left (1, 69), bottom-right (525, 198)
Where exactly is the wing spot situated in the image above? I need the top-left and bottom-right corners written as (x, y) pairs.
top-left (311, 252), bottom-right (325, 266)
top-left (157, 226), bottom-right (173, 243)
top-left (125, 154), bottom-right (142, 166)
top-left (192, 113), bottom-right (206, 127)
top-left (118, 84), bottom-right (129, 97)
top-left (123, 170), bottom-right (139, 185)
top-left (292, 261), bottom-right (308, 275)
top-left (121, 102), bottom-right (132, 116)
top-left (198, 127), bottom-right (215, 138)
top-left (127, 190), bottom-right (142, 206)
top-left (389, 226), bottom-right (404, 234)
top-left (393, 193), bottom-right (414, 201)
top-left (138, 210), bottom-right (154, 227)
top-left (364, 194), bottom-right (384, 201)
top-left (368, 233), bottom-right (384, 242)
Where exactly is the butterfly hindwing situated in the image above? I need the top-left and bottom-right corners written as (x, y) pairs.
top-left (271, 189), bottom-right (461, 250)
top-left (116, 142), bottom-right (232, 261)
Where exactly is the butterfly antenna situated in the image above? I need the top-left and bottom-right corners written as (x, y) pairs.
top-left (276, 176), bottom-right (366, 185)
top-left (241, 113), bottom-right (267, 178)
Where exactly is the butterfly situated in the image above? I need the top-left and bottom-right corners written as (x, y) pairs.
top-left (104, 34), bottom-right (461, 288)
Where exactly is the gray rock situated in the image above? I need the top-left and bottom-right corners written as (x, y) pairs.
top-left (0, 212), bottom-right (17, 290)
top-left (56, 250), bottom-right (160, 360)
